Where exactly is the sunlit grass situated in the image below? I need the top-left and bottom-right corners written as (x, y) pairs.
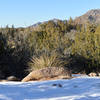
top-left (28, 52), bottom-right (66, 71)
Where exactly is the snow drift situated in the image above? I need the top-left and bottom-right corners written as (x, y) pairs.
top-left (0, 76), bottom-right (100, 100)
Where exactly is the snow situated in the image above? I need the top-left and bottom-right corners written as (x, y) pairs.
top-left (0, 76), bottom-right (100, 100)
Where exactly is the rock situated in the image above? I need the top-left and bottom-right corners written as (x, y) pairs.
top-left (97, 73), bottom-right (100, 76)
top-left (0, 80), bottom-right (8, 82)
top-left (88, 72), bottom-right (97, 77)
top-left (52, 83), bottom-right (62, 87)
top-left (7, 76), bottom-right (20, 81)
top-left (22, 67), bottom-right (72, 82)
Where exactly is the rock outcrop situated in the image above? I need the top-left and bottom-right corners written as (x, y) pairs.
top-left (22, 67), bottom-right (72, 82)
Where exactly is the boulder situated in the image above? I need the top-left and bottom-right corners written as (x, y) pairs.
top-left (88, 72), bottom-right (97, 77)
top-left (0, 80), bottom-right (8, 82)
top-left (22, 67), bottom-right (72, 82)
top-left (97, 73), bottom-right (100, 77)
top-left (7, 76), bottom-right (20, 81)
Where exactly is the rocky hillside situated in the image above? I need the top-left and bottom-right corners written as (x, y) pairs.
top-left (75, 9), bottom-right (100, 24)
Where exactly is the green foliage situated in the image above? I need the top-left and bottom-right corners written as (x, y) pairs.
top-left (0, 20), bottom-right (76, 78)
top-left (0, 33), bottom-right (6, 55)
top-left (1, 19), bottom-right (100, 78)
top-left (72, 23), bottom-right (100, 72)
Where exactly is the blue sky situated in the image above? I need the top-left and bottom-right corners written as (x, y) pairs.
top-left (0, 0), bottom-right (100, 27)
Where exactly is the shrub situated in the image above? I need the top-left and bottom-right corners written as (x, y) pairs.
top-left (71, 24), bottom-right (100, 72)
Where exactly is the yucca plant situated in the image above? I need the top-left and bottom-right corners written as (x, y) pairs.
top-left (28, 52), bottom-right (66, 72)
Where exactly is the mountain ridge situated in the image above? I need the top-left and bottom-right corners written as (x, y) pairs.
top-left (75, 9), bottom-right (100, 24)
top-left (30, 9), bottom-right (100, 28)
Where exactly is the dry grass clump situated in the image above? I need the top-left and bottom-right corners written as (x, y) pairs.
top-left (28, 53), bottom-right (66, 72)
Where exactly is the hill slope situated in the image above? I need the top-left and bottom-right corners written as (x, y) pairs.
top-left (75, 9), bottom-right (100, 24)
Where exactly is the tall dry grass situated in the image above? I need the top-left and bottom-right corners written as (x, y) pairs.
top-left (28, 52), bottom-right (66, 72)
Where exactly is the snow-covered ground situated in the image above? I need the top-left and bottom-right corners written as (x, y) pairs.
top-left (0, 75), bottom-right (100, 100)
